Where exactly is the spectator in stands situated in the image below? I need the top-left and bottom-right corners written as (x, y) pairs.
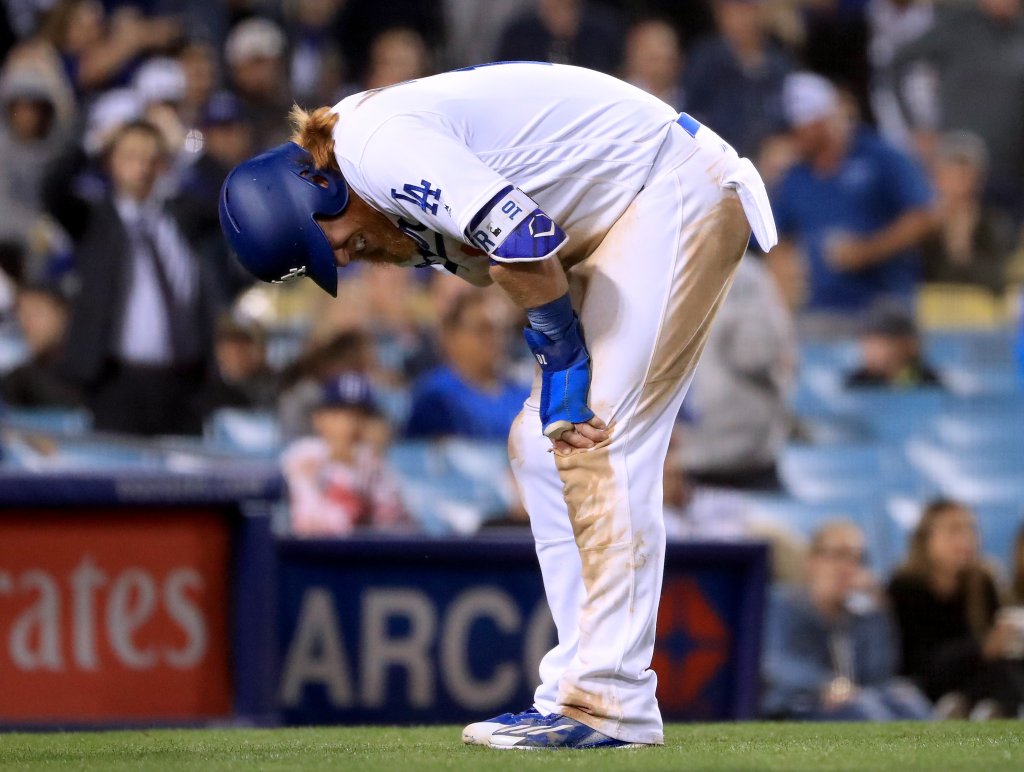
top-left (364, 28), bottom-right (431, 91)
top-left (0, 63), bottom-right (73, 282)
top-left (282, 373), bottom-right (408, 537)
top-left (133, 58), bottom-right (192, 199)
top-left (888, 499), bottom-right (1024, 719)
top-left (199, 316), bottom-right (276, 412)
top-left (763, 520), bottom-right (932, 721)
top-left (772, 72), bottom-right (934, 334)
top-left (496, 0), bottom-right (623, 74)
top-left (845, 306), bottom-right (942, 389)
top-left (286, 0), bottom-right (345, 107)
top-left (920, 131), bottom-right (1016, 295)
top-left (350, 265), bottom-right (438, 385)
top-left (61, 120), bottom-right (219, 435)
top-left (866, 0), bottom-right (937, 152)
top-left (332, 0), bottom-right (443, 85)
top-left (662, 426), bottom-right (754, 541)
top-left (684, 0), bottom-right (791, 159)
top-left (176, 91), bottom-right (254, 299)
top-left (799, 0), bottom-right (872, 118)
top-left (278, 330), bottom-right (377, 440)
top-left (177, 39), bottom-right (218, 131)
top-left (892, 0), bottom-right (1024, 218)
top-left (0, 283), bottom-right (80, 408)
top-left (225, 17), bottom-right (291, 151)
top-left (622, 18), bottom-right (685, 110)
top-left (39, 0), bottom-right (180, 96)
top-left (405, 292), bottom-right (528, 441)
top-left (40, 87), bottom-right (140, 248)
top-left (1013, 525), bottom-right (1024, 605)
top-left (443, 0), bottom-right (532, 69)
top-left (677, 254), bottom-right (796, 491)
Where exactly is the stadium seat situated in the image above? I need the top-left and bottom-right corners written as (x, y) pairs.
top-left (205, 409), bottom-right (282, 457)
top-left (779, 442), bottom-right (924, 501)
top-left (924, 328), bottom-right (1015, 369)
top-left (0, 326), bottom-right (27, 373)
top-left (387, 440), bottom-right (513, 534)
top-left (743, 494), bottom-right (893, 571)
top-left (940, 364), bottom-right (1021, 396)
top-left (916, 284), bottom-right (1009, 330)
top-left (2, 408), bottom-right (92, 436)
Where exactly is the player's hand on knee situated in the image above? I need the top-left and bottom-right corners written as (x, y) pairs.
top-left (523, 317), bottom-right (608, 450)
top-left (550, 415), bottom-right (609, 453)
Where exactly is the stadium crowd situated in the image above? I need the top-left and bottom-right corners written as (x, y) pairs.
top-left (2, 0), bottom-right (1024, 721)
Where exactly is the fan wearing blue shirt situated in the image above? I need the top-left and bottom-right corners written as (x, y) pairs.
top-left (405, 292), bottom-right (528, 440)
top-left (772, 72), bottom-right (934, 320)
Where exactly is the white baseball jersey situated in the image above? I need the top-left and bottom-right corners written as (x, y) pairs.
top-left (328, 63), bottom-right (778, 745)
top-left (330, 63), bottom-right (683, 285)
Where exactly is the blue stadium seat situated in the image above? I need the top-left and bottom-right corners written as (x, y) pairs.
top-left (387, 440), bottom-right (443, 479)
top-left (0, 327), bottom-right (28, 373)
top-left (387, 440), bottom-right (513, 534)
top-left (2, 408), bottom-right (92, 435)
top-left (779, 442), bottom-right (924, 501)
top-left (205, 409), bottom-right (282, 457)
top-left (744, 494), bottom-right (893, 571)
top-left (940, 364), bottom-right (1021, 396)
top-left (924, 329), bottom-right (1015, 370)
top-left (823, 389), bottom-right (947, 442)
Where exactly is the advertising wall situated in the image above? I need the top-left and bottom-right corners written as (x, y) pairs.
top-left (275, 539), bottom-right (767, 725)
top-left (0, 509), bottom-right (233, 723)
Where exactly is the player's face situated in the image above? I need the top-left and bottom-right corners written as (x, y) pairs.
top-left (316, 192), bottom-right (418, 267)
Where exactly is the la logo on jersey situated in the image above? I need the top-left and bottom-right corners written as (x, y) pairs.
top-left (273, 266), bottom-right (307, 283)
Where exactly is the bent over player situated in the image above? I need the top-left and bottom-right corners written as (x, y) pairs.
top-left (220, 62), bottom-right (776, 749)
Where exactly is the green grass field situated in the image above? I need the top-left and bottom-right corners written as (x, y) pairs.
top-left (1, 722), bottom-right (1021, 771)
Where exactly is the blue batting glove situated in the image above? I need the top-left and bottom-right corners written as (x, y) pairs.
top-left (523, 317), bottom-right (595, 440)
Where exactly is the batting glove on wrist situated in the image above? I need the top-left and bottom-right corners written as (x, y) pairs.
top-left (523, 317), bottom-right (595, 440)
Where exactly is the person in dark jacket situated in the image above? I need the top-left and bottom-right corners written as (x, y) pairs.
top-left (61, 120), bottom-right (220, 435)
top-left (684, 0), bottom-right (791, 159)
top-left (198, 316), bottom-right (277, 412)
top-left (845, 306), bottom-right (943, 389)
top-left (763, 520), bottom-right (931, 720)
top-left (920, 131), bottom-right (1016, 294)
top-left (0, 283), bottom-right (81, 408)
top-left (888, 499), bottom-right (1024, 718)
top-left (495, 0), bottom-right (623, 74)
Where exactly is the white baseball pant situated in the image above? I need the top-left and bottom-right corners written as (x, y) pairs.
top-left (508, 120), bottom-right (772, 744)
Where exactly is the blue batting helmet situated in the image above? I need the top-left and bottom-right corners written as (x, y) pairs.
top-left (219, 142), bottom-right (349, 297)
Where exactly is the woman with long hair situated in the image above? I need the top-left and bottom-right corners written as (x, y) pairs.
top-left (888, 499), bottom-right (1024, 718)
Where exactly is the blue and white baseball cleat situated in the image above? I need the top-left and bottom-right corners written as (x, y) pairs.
top-left (461, 707), bottom-right (546, 746)
top-left (487, 713), bottom-right (646, 749)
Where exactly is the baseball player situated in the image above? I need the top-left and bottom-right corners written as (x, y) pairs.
top-left (220, 62), bottom-right (776, 749)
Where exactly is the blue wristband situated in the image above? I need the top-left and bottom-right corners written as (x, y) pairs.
top-left (526, 293), bottom-right (574, 341)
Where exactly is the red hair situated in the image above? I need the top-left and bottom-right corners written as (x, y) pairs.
top-left (289, 105), bottom-right (340, 171)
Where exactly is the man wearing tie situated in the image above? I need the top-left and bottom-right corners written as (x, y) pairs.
top-left (63, 120), bottom-right (219, 435)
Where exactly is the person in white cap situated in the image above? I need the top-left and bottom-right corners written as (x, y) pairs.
top-left (133, 57), bottom-right (188, 164)
top-left (771, 71), bottom-right (934, 335)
